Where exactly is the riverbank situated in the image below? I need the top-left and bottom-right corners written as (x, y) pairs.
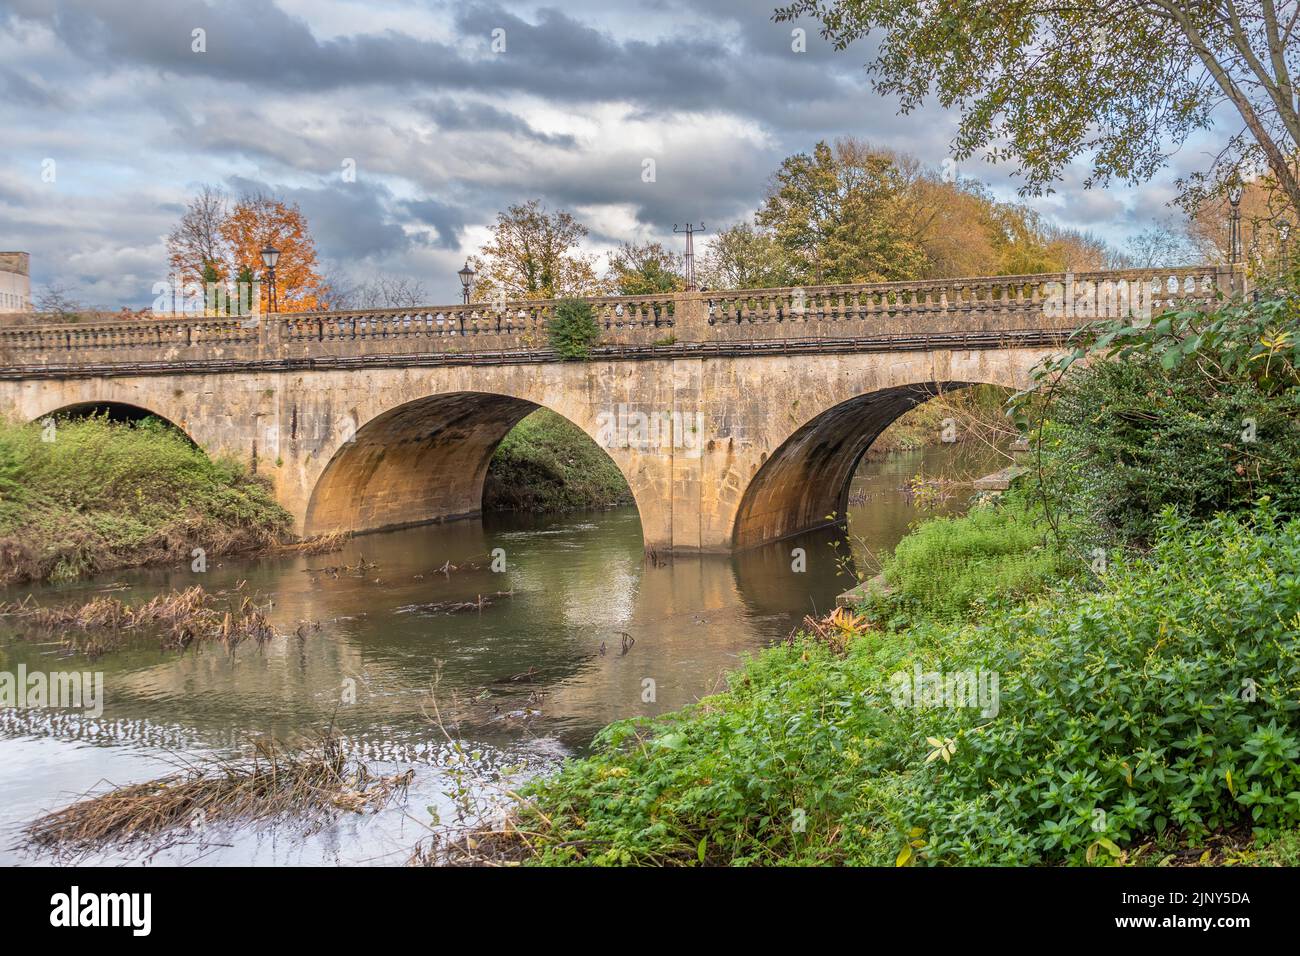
top-left (0, 415), bottom-right (291, 587)
top-left (476, 495), bottom-right (1300, 866)
top-left (864, 383), bottom-right (1015, 459)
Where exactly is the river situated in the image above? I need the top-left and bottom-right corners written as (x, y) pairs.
top-left (0, 441), bottom-right (1006, 865)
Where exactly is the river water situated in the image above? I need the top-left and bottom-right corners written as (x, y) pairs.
top-left (0, 442), bottom-right (1005, 865)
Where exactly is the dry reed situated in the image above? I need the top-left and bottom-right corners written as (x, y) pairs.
top-left (24, 733), bottom-right (413, 860)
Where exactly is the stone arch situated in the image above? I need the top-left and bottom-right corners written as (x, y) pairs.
top-left (733, 381), bottom-right (996, 549)
top-left (303, 389), bottom-right (645, 540)
top-left (32, 400), bottom-right (198, 443)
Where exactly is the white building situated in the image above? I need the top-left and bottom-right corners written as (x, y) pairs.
top-left (0, 252), bottom-right (32, 312)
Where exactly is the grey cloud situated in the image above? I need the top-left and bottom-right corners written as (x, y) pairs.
top-left (225, 175), bottom-right (414, 262)
top-left (0, 0), bottom-right (1201, 308)
top-left (7, 0), bottom-right (870, 132)
top-left (400, 198), bottom-right (469, 250)
top-left (415, 98), bottom-right (576, 147)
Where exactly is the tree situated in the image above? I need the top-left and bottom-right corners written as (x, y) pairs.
top-left (606, 242), bottom-right (685, 295)
top-left (750, 137), bottom-right (1118, 286)
top-left (1115, 223), bottom-right (1201, 269)
top-left (776, 1), bottom-right (1300, 218)
top-left (167, 185), bottom-right (229, 287)
top-left (990, 205), bottom-right (1109, 274)
top-left (1189, 177), bottom-right (1294, 279)
top-left (757, 138), bottom-right (929, 283)
top-left (234, 265), bottom-right (257, 314)
top-left (470, 200), bottom-right (601, 301)
top-left (201, 261), bottom-right (223, 313)
top-left (220, 193), bottom-right (326, 312)
top-left (698, 221), bottom-right (797, 289)
top-left (340, 274), bottom-right (430, 309)
top-left (35, 283), bottom-right (82, 321)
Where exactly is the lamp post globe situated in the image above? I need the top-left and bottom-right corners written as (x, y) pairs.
top-left (458, 261), bottom-right (476, 305)
top-left (260, 245), bottom-right (281, 313)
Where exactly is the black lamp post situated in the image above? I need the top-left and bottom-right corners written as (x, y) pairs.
top-left (260, 244), bottom-right (281, 313)
top-left (458, 261), bottom-right (476, 305)
top-left (1227, 174), bottom-right (1243, 269)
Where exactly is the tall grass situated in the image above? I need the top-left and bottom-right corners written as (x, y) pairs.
top-left (878, 494), bottom-right (1072, 620)
top-left (0, 415), bottom-right (291, 585)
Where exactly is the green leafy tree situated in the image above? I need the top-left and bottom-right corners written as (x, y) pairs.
top-left (470, 200), bottom-right (601, 301)
top-left (234, 264), bottom-right (256, 316)
top-left (606, 242), bottom-right (685, 295)
top-left (201, 261), bottom-right (223, 315)
top-left (697, 221), bottom-right (797, 289)
top-left (757, 139), bottom-right (929, 283)
top-left (775, 1), bottom-right (1300, 217)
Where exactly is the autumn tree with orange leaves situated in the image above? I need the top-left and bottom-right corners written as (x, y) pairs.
top-left (166, 187), bottom-right (327, 313)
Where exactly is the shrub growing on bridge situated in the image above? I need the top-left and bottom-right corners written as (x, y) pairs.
top-left (548, 298), bottom-right (601, 360)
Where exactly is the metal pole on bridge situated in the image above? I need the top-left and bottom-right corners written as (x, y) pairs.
top-left (673, 223), bottom-right (706, 291)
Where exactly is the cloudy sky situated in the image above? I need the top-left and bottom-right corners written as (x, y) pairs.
top-left (0, 0), bottom-right (1227, 307)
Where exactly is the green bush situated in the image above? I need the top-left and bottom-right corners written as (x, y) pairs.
top-left (1039, 354), bottom-right (1300, 545)
top-left (904, 503), bottom-right (1300, 864)
top-left (1017, 295), bottom-right (1300, 546)
top-left (547, 298), bottom-right (601, 360)
top-left (0, 414), bottom-right (291, 584)
top-left (516, 503), bottom-right (1300, 866)
top-left (484, 409), bottom-right (633, 512)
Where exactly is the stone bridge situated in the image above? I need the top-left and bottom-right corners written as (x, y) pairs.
top-left (0, 266), bottom-right (1233, 553)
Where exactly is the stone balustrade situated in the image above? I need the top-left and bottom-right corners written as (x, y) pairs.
top-left (0, 266), bottom-right (1238, 372)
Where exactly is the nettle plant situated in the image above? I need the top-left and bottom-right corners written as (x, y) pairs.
top-left (902, 504), bottom-right (1300, 865)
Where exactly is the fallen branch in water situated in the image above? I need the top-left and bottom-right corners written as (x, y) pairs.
top-left (23, 732), bottom-right (413, 861)
top-left (302, 556), bottom-right (378, 578)
top-left (396, 591), bottom-right (514, 615)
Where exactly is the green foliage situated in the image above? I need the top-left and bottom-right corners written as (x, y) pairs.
top-left (606, 242), bottom-right (684, 296)
top-left (772, 1), bottom-right (1300, 219)
top-left (878, 493), bottom-right (1074, 622)
top-left (484, 409), bottom-right (633, 513)
top-left (869, 383), bottom-right (1014, 454)
top-left (905, 504), bottom-right (1300, 864)
top-left (757, 140), bottom-right (928, 283)
top-left (547, 298), bottom-right (601, 360)
top-left (1015, 296), bottom-right (1300, 545)
top-left (1253, 829), bottom-right (1300, 867)
top-left (697, 221), bottom-right (798, 290)
top-left (517, 504), bottom-right (1300, 866)
top-left (0, 414), bottom-right (290, 584)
